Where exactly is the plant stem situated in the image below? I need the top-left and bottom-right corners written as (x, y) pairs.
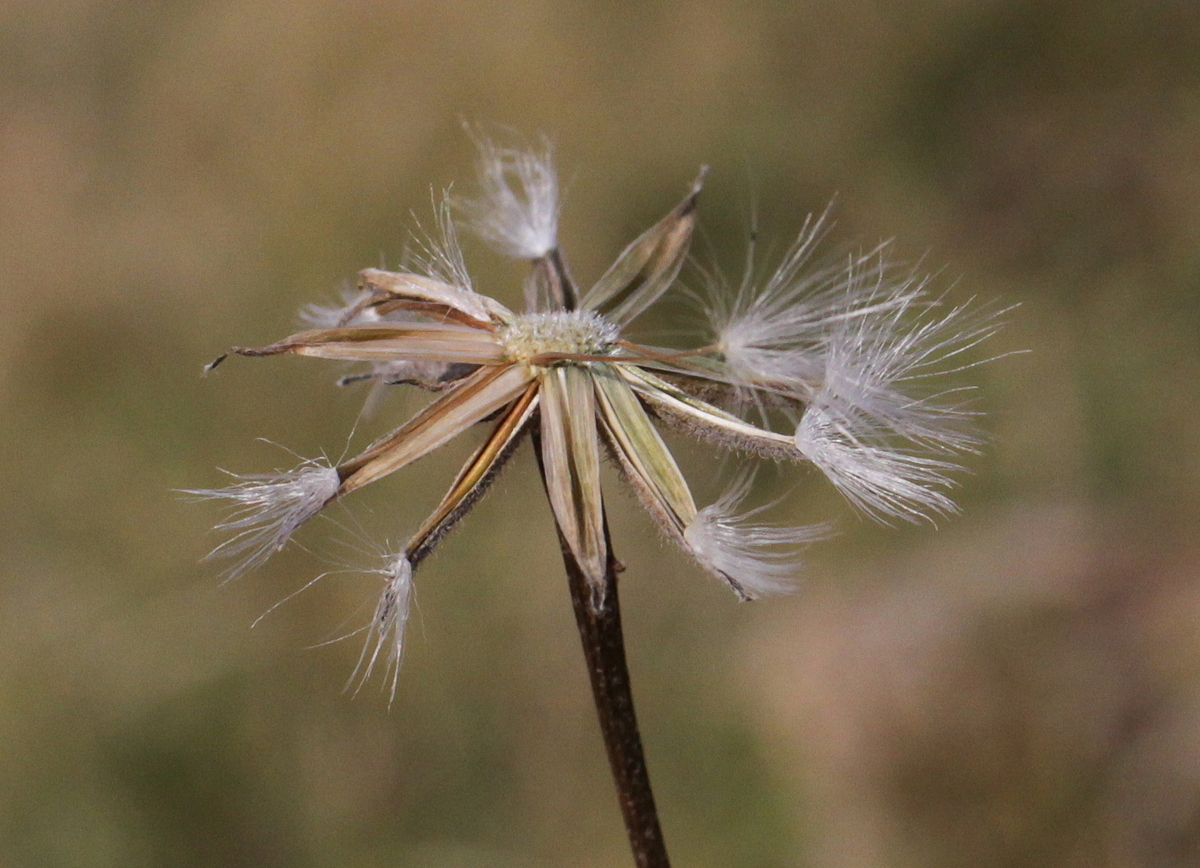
top-left (532, 434), bottom-right (670, 868)
top-left (555, 527), bottom-right (671, 868)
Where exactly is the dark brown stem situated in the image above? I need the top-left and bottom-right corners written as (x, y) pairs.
top-left (562, 530), bottom-right (670, 867)
top-left (533, 436), bottom-right (671, 868)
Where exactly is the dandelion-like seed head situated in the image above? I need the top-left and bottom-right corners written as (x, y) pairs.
top-left (194, 133), bottom-right (1007, 695)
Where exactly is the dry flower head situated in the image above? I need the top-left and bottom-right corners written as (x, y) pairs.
top-left (189, 133), bottom-right (1005, 694)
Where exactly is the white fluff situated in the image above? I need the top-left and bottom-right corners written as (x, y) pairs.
top-left (699, 218), bottom-right (1004, 521)
top-left (299, 287), bottom-right (379, 329)
top-left (792, 282), bottom-right (1005, 522)
top-left (456, 134), bottom-right (559, 259)
top-left (813, 279), bottom-right (997, 452)
top-left (795, 405), bottom-right (958, 522)
top-left (411, 195), bottom-right (478, 294)
top-left (683, 477), bottom-right (827, 599)
top-left (713, 247), bottom-right (924, 394)
top-left (186, 460), bottom-right (340, 579)
top-left (353, 553), bottom-right (414, 702)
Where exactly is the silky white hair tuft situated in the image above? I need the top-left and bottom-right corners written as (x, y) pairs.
top-left (456, 132), bottom-right (560, 259)
top-left (684, 476), bottom-right (828, 599)
top-left (352, 553), bottom-right (414, 703)
top-left (185, 460), bottom-right (340, 580)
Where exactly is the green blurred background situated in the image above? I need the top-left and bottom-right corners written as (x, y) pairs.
top-left (3, 1), bottom-right (1199, 866)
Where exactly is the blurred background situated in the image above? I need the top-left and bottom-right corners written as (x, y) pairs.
top-left (2, 1), bottom-right (1199, 866)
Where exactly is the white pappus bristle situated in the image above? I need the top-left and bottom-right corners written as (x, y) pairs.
top-left (794, 405), bottom-right (959, 522)
top-left (353, 553), bottom-right (414, 702)
top-left (711, 234), bottom-right (923, 397)
top-left (457, 134), bottom-right (559, 260)
top-left (185, 460), bottom-right (340, 580)
top-left (813, 287), bottom-right (992, 451)
top-left (683, 477), bottom-right (827, 600)
top-left (411, 195), bottom-right (478, 295)
top-left (792, 289), bottom-right (1004, 522)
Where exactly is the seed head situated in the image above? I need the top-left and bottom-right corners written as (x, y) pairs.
top-left (498, 311), bottom-right (619, 364)
top-left (194, 134), bottom-right (1007, 695)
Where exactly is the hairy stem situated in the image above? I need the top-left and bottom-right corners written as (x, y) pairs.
top-left (534, 434), bottom-right (671, 868)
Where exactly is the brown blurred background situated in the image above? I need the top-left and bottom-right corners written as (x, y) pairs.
top-left (2, 1), bottom-right (1199, 866)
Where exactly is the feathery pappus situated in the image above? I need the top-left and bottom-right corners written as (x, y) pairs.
top-left (188, 133), bottom-right (1005, 693)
